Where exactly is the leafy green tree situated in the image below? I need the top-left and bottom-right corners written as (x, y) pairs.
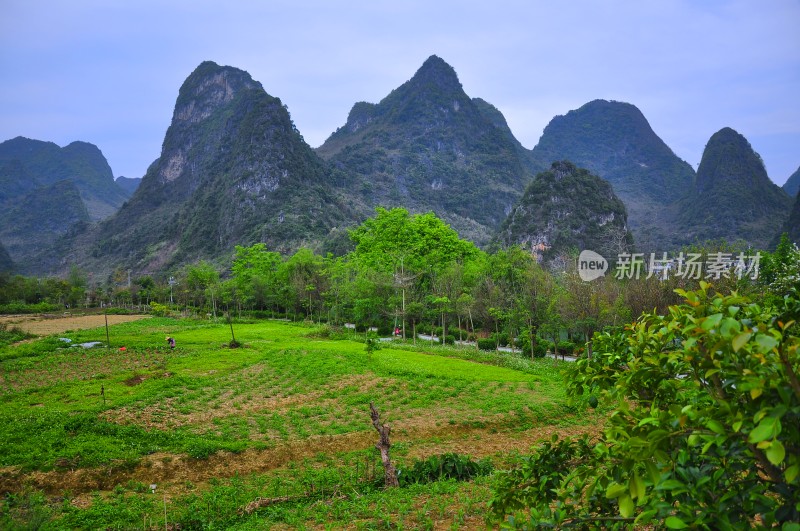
top-left (186, 261), bottom-right (220, 317)
top-left (349, 207), bottom-right (478, 277)
top-left (489, 283), bottom-right (800, 528)
top-left (230, 243), bottom-right (283, 312)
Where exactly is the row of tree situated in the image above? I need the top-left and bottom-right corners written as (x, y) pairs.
top-left (1, 208), bottom-right (798, 355)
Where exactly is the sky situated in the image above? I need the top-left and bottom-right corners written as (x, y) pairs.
top-left (1, 0), bottom-right (799, 186)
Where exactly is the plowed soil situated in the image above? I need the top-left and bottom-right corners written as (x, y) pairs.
top-left (0, 313), bottom-right (149, 336)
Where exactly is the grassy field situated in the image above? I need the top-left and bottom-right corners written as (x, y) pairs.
top-left (0, 316), bottom-right (601, 529)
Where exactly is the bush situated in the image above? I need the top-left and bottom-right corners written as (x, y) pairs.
top-left (477, 338), bottom-right (496, 351)
top-left (530, 341), bottom-right (548, 358)
top-left (493, 332), bottom-right (510, 347)
top-left (439, 334), bottom-right (455, 345)
top-left (149, 302), bottom-right (170, 317)
top-left (489, 284), bottom-right (800, 528)
top-left (556, 340), bottom-right (576, 354)
top-left (398, 453), bottom-right (493, 486)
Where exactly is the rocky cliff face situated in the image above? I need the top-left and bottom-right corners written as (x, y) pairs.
top-left (494, 161), bottom-right (633, 264)
top-left (531, 100), bottom-right (695, 252)
top-left (676, 127), bottom-right (792, 248)
top-left (68, 61), bottom-right (353, 275)
top-left (317, 55), bottom-right (533, 246)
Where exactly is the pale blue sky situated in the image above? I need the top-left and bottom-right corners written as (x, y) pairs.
top-left (1, 0), bottom-right (798, 185)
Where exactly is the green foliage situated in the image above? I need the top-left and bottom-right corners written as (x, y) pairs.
top-left (148, 301), bottom-right (170, 316)
top-left (477, 338), bottom-right (496, 351)
top-left (760, 233), bottom-right (800, 297)
top-left (349, 207), bottom-right (479, 275)
top-left (489, 283), bottom-right (800, 528)
top-left (398, 453), bottom-right (492, 486)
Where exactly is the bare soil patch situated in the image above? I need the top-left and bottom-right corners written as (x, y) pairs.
top-left (0, 313), bottom-right (149, 336)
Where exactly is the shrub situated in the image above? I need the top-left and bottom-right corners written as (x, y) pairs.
top-left (530, 341), bottom-right (548, 358)
top-left (556, 340), bottom-right (575, 354)
top-left (439, 334), bottom-right (455, 345)
top-left (398, 453), bottom-right (493, 486)
top-left (493, 332), bottom-right (510, 347)
top-left (477, 338), bottom-right (496, 351)
top-left (149, 302), bottom-right (170, 317)
top-left (489, 284), bottom-right (800, 528)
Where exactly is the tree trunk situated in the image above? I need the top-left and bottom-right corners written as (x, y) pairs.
top-left (369, 403), bottom-right (399, 488)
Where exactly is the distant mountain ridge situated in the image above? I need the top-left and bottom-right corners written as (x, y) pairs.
top-left (676, 127), bottom-right (791, 248)
top-left (783, 192), bottom-right (800, 245)
top-left (0, 136), bottom-right (133, 272)
top-left (317, 55), bottom-right (534, 246)
top-left (2, 55), bottom-right (796, 277)
top-left (783, 166), bottom-right (800, 198)
top-left (0, 241), bottom-right (13, 273)
top-left (115, 176), bottom-right (141, 196)
top-left (0, 137), bottom-right (130, 220)
top-left (530, 99), bottom-right (696, 252)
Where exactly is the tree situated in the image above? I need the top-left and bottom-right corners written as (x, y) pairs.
top-left (231, 243), bottom-right (283, 312)
top-left (186, 261), bottom-right (220, 317)
top-left (488, 284), bottom-right (800, 528)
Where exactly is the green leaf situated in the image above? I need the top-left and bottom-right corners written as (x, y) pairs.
top-left (786, 463), bottom-right (799, 483)
top-left (732, 332), bottom-right (751, 352)
top-left (719, 317), bottom-right (741, 338)
top-left (701, 313), bottom-right (723, 331)
top-left (618, 494), bottom-right (634, 518)
top-left (706, 420), bottom-right (725, 434)
top-left (665, 516), bottom-right (688, 529)
top-left (748, 417), bottom-right (776, 444)
top-left (630, 472), bottom-right (645, 500)
top-left (766, 440), bottom-right (786, 466)
top-left (755, 333), bottom-right (779, 353)
top-left (606, 482), bottom-right (627, 499)
top-left (645, 461), bottom-right (661, 485)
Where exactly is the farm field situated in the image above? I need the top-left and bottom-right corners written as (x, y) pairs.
top-left (0, 315), bottom-right (600, 529)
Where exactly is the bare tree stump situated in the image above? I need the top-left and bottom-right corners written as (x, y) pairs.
top-left (369, 402), bottom-right (399, 488)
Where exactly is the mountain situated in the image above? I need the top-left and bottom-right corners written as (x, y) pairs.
top-left (115, 176), bottom-right (141, 196)
top-left (780, 189), bottom-right (800, 245)
top-left (494, 160), bottom-right (633, 264)
top-left (783, 166), bottom-right (800, 199)
top-left (0, 180), bottom-right (90, 273)
top-left (0, 137), bottom-right (128, 220)
top-left (65, 61), bottom-right (353, 276)
top-left (677, 127), bottom-right (792, 248)
top-left (0, 241), bottom-right (13, 273)
top-left (316, 55), bottom-right (534, 246)
top-left (530, 99), bottom-right (695, 252)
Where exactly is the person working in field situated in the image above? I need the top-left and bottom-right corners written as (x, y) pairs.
top-left (166, 336), bottom-right (175, 349)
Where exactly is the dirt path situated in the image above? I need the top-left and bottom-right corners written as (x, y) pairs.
top-left (0, 313), bottom-right (149, 336)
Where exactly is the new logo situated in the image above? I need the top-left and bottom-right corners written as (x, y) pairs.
top-left (578, 250), bottom-right (608, 281)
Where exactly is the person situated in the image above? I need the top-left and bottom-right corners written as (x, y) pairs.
top-left (394, 327), bottom-right (400, 337)
top-left (166, 336), bottom-right (175, 349)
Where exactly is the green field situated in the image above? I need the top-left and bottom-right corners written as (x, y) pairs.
top-left (0, 317), bottom-right (598, 529)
